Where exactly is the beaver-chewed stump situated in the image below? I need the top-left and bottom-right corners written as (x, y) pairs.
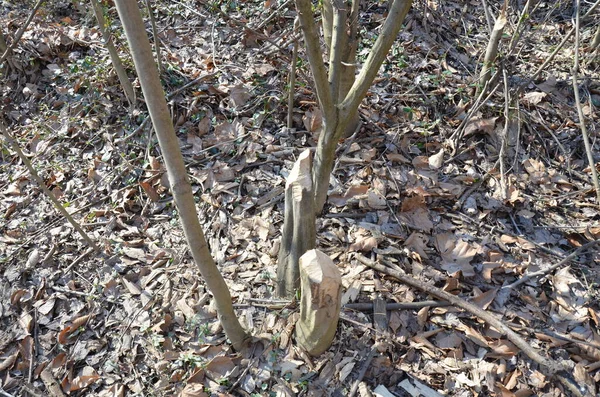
top-left (295, 249), bottom-right (342, 356)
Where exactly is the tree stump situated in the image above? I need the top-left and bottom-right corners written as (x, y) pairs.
top-left (276, 149), bottom-right (316, 297)
top-left (295, 249), bottom-right (342, 356)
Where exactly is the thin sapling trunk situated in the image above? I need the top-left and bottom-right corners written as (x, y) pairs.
top-left (113, 0), bottom-right (249, 350)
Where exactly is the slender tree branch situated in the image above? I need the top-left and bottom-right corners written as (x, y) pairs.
top-left (113, 0), bottom-right (249, 350)
top-left (507, 0), bottom-right (534, 55)
top-left (340, 0), bottom-right (412, 124)
top-left (328, 0), bottom-right (347, 104)
top-left (478, 1), bottom-right (507, 97)
top-left (0, 121), bottom-right (99, 251)
top-left (0, 0), bottom-right (44, 63)
top-left (295, 0), bottom-right (335, 123)
top-left (90, 0), bottom-right (136, 106)
top-left (144, 0), bottom-right (163, 73)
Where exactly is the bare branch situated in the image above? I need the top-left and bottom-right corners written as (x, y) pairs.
top-left (340, 0), bottom-right (412, 122)
top-left (295, 0), bottom-right (335, 123)
top-left (0, 121), bottom-right (99, 251)
top-left (328, 0), bottom-right (347, 104)
top-left (0, 0), bottom-right (44, 63)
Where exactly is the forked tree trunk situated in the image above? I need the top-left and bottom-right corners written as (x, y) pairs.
top-left (276, 0), bottom-right (412, 299)
top-left (294, 0), bottom-right (412, 213)
top-left (322, 0), bottom-right (361, 137)
top-left (113, 0), bottom-right (249, 351)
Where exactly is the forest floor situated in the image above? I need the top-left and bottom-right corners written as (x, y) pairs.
top-left (1, 0), bottom-right (600, 396)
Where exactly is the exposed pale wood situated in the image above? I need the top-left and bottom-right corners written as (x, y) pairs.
top-left (277, 149), bottom-right (316, 297)
top-left (113, 0), bottom-right (249, 350)
top-left (295, 249), bottom-right (342, 356)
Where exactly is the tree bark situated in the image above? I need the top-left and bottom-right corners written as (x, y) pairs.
top-left (322, 0), bottom-right (361, 138)
top-left (113, 0), bottom-right (249, 350)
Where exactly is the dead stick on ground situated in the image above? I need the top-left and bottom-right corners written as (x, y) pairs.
top-left (0, 389), bottom-right (14, 397)
top-left (355, 254), bottom-right (586, 397)
top-left (501, 240), bottom-right (600, 292)
top-left (344, 300), bottom-right (450, 311)
top-left (0, 0), bottom-right (44, 63)
top-left (348, 344), bottom-right (378, 397)
top-left (0, 121), bottom-right (99, 251)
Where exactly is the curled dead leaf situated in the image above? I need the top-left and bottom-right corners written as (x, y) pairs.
top-left (57, 314), bottom-right (93, 344)
top-left (68, 366), bottom-right (100, 392)
top-left (349, 236), bottom-right (378, 252)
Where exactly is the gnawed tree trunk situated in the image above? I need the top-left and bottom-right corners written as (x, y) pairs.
top-left (277, 149), bottom-right (316, 297)
top-left (113, 0), bottom-right (249, 351)
top-left (276, 0), bottom-right (411, 300)
top-left (295, 249), bottom-right (342, 356)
